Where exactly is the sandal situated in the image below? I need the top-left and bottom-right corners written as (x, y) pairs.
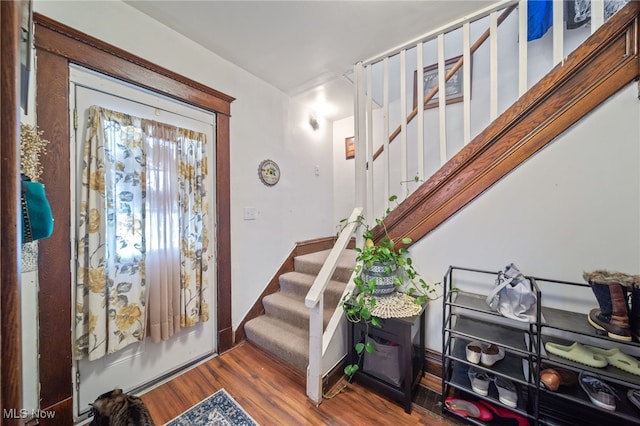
top-left (544, 341), bottom-right (608, 368)
top-left (585, 346), bottom-right (640, 376)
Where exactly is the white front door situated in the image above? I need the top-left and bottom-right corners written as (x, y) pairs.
top-left (70, 65), bottom-right (217, 420)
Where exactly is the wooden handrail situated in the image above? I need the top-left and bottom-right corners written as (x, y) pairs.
top-left (371, 4), bottom-right (517, 162)
top-left (377, 1), bottom-right (639, 248)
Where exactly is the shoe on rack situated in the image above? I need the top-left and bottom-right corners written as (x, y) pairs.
top-left (481, 344), bottom-right (505, 367)
top-left (465, 341), bottom-right (483, 364)
top-left (444, 397), bottom-right (493, 422)
top-left (544, 341), bottom-right (608, 368)
top-left (476, 399), bottom-right (529, 426)
top-left (467, 367), bottom-right (490, 396)
top-left (494, 376), bottom-right (518, 408)
top-left (579, 372), bottom-right (617, 411)
top-left (465, 341), bottom-right (506, 367)
top-left (539, 367), bottom-right (577, 391)
top-left (628, 389), bottom-right (640, 411)
top-left (585, 346), bottom-right (640, 376)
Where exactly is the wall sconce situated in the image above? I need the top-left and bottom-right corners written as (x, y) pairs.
top-left (309, 112), bottom-right (319, 131)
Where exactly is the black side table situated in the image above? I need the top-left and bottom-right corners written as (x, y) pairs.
top-left (346, 300), bottom-right (427, 413)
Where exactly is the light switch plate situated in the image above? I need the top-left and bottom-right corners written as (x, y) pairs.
top-left (243, 207), bottom-right (258, 220)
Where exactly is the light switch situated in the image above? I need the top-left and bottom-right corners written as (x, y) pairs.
top-left (243, 207), bottom-right (258, 220)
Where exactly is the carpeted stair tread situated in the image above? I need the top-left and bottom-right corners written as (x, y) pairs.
top-left (262, 292), bottom-right (335, 329)
top-left (245, 247), bottom-right (357, 372)
top-left (244, 315), bottom-right (309, 372)
top-left (278, 271), bottom-right (347, 307)
top-left (294, 249), bottom-right (357, 282)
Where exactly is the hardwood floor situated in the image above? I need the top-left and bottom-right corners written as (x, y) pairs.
top-left (141, 342), bottom-right (458, 425)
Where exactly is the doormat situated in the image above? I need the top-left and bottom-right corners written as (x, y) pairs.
top-left (164, 388), bottom-right (259, 426)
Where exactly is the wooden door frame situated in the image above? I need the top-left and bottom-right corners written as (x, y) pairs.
top-left (1, 2), bottom-right (24, 424)
top-left (33, 13), bottom-right (234, 421)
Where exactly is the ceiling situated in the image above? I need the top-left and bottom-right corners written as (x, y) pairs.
top-left (125, 1), bottom-right (500, 120)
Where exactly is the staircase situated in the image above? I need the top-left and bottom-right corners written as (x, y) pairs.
top-left (244, 248), bottom-right (357, 372)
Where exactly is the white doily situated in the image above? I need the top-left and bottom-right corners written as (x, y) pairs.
top-left (363, 292), bottom-right (422, 318)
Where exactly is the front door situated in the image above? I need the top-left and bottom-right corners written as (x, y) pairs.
top-left (70, 65), bottom-right (217, 420)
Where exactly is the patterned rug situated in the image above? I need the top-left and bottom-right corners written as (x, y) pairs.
top-left (165, 389), bottom-right (258, 426)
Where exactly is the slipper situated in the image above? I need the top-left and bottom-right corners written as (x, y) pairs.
top-left (444, 397), bottom-right (493, 421)
top-left (586, 346), bottom-right (640, 376)
top-left (544, 342), bottom-right (608, 368)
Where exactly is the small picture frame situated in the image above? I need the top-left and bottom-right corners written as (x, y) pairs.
top-left (345, 136), bottom-right (355, 160)
top-left (413, 55), bottom-right (470, 110)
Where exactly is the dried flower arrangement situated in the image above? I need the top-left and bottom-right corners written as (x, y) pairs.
top-left (20, 123), bottom-right (49, 181)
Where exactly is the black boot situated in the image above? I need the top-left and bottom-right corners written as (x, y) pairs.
top-left (584, 270), bottom-right (637, 342)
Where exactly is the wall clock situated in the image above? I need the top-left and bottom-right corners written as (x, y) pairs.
top-left (258, 159), bottom-right (280, 186)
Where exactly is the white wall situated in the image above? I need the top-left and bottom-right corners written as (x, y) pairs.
top-left (33, 0), bottom-right (335, 331)
top-left (415, 83), bottom-right (640, 349)
top-left (332, 82), bottom-right (640, 351)
top-left (331, 12), bottom-right (640, 351)
top-left (332, 116), bottom-right (355, 224)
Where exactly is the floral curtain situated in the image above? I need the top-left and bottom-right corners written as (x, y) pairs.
top-left (74, 106), bottom-right (210, 360)
top-left (176, 128), bottom-right (210, 328)
top-left (75, 106), bottom-right (147, 361)
top-left (143, 122), bottom-right (210, 342)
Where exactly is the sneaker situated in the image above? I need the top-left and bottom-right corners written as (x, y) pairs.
top-left (494, 376), bottom-right (518, 408)
top-left (467, 367), bottom-right (490, 396)
top-left (579, 372), bottom-right (616, 411)
top-left (465, 341), bottom-right (483, 364)
top-left (481, 344), bottom-right (505, 367)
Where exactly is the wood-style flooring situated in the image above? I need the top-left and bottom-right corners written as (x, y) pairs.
top-left (141, 342), bottom-right (458, 425)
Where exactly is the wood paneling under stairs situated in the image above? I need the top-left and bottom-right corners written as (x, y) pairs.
top-left (141, 342), bottom-right (457, 425)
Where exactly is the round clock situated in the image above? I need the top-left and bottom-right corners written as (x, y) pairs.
top-left (258, 159), bottom-right (280, 186)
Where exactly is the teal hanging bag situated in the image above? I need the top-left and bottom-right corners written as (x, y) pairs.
top-left (21, 174), bottom-right (54, 243)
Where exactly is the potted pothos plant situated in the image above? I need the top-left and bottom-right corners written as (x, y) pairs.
top-left (335, 196), bottom-right (441, 386)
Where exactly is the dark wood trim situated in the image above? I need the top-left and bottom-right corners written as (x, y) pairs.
top-left (33, 14), bottom-right (234, 116)
top-left (1, 1), bottom-right (23, 423)
top-left (34, 12), bottom-right (234, 419)
top-left (36, 47), bottom-right (72, 410)
top-left (37, 398), bottom-right (73, 426)
top-left (424, 347), bottom-right (442, 379)
top-left (376, 2), bottom-right (640, 248)
top-left (234, 237), bottom-right (346, 343)
top-left (216, 113), bottom-right (233, 352)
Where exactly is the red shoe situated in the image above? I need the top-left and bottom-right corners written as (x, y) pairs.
top-left (444, 397), bottom-right (493, 422)
top-left (477, 399), bottom-right (529, 426)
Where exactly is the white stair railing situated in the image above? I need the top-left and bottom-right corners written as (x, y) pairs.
top-left (304, 0), bottom-right (620, 405)
top-left (305, 207), bottom-right (362, 404)
top-left (354, 0), bottom-right (614, 220)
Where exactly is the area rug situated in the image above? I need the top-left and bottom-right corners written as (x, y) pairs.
top-left (164, 388), bottom-right (259, 426)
